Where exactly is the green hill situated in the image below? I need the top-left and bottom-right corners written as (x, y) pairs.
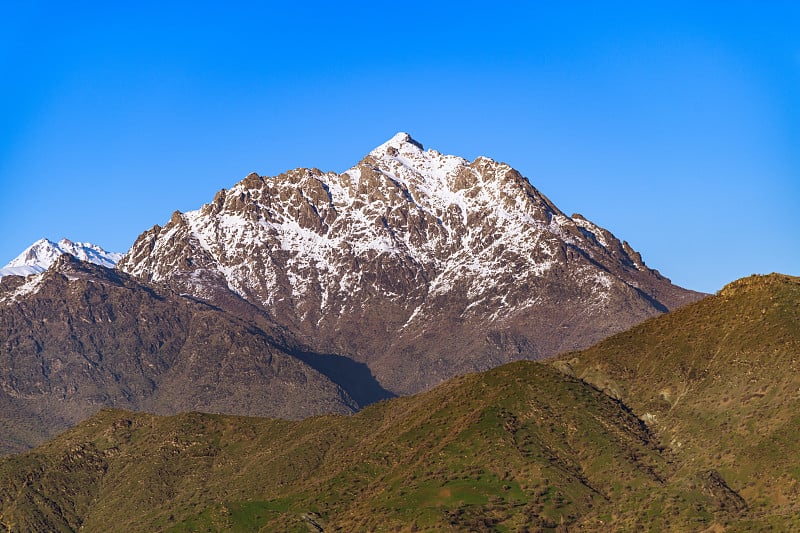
top-left (0, 362), bottom-right (715, 532)
top-left (556, 273), bottom-right (800, 529)
top-left (1, 273), bottom-right (798, 532)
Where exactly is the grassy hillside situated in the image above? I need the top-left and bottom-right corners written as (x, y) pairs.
top-left (0, 362), bottom-right (721, 532)
top-left (556, 273), bottom-right (800, 529)
top-left (1, 273), bottom-right (798, 531)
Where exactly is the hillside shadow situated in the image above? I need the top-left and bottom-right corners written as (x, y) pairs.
top-left (290, 351), bottom-right (396, 408)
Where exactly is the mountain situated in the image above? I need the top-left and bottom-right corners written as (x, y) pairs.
top-left (0, 238), bottom-right (123, 278)
top-left (0, 255), bottom-right (367, 455)
top-left (119, 132), bottom-right (703, 395)
top-left (0, 134), bottom-right (701, 454)
top-left (0, 273), bottom-right (795, 531)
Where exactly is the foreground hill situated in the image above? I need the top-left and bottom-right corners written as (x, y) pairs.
top-left (0, 273), bottom-right (797, 531)
top-left (555, 273), bottom-right (800, 526)
top-left (0, 363), bottom-right (708, 532)
top-left (120, 132), bottom-right (702, 395)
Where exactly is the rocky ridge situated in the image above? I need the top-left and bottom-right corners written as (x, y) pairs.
top-left (0, 255), bottom-right (362, 454)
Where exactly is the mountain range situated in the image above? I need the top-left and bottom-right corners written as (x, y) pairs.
top-left (1, 133), bottom-right (794, 531)
top-left (0, 273), bottom-right (796, 531)
top-left (0, 133), bottom-right (703, 454)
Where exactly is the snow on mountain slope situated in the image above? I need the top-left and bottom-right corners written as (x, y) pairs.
top-left (120, 133), bottom-right (705, 394)
top-left (0, 238), bottom-right (123, 279)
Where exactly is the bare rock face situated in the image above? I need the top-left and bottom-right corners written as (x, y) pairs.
top-left (120, 133), bottom-right (704, 395)
top-left (0, 255), bottom-right (359, 454)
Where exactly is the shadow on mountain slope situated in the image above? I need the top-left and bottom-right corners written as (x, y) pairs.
top-left (290, 350), bottom-right (396, 407)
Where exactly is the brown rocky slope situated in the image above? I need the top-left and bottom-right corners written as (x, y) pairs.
top-left (0, 255), bottom-right (362, 454)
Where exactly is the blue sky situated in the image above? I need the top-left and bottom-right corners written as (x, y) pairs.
top-left (1, 1), bottom-right (797, 293)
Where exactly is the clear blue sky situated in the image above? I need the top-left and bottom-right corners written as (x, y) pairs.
top-left (1, 1), bottom-right (797, 293)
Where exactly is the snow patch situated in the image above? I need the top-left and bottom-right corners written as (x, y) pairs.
top-left (0, 272), bottom-right (47, 303)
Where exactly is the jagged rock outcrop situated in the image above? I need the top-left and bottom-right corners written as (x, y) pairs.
top-left (119, 133), bottom-right (704, 394)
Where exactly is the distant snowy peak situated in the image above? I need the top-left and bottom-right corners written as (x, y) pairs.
top-left (0, 238), bottom-right (123, 278)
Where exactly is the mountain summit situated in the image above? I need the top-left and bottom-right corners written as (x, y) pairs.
top-left (120, 133), bottom-right (703, 394)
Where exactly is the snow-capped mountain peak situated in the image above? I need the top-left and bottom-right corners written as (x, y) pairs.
top-left (0, 238), bottom-right (123, 278)
top-left (119, 132), bottom-right (704, 394)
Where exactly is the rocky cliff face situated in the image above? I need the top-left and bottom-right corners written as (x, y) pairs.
top-left (119, 133), bottom-right (703, 394)
top-left (0, 255), bottom-right (360, 454)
